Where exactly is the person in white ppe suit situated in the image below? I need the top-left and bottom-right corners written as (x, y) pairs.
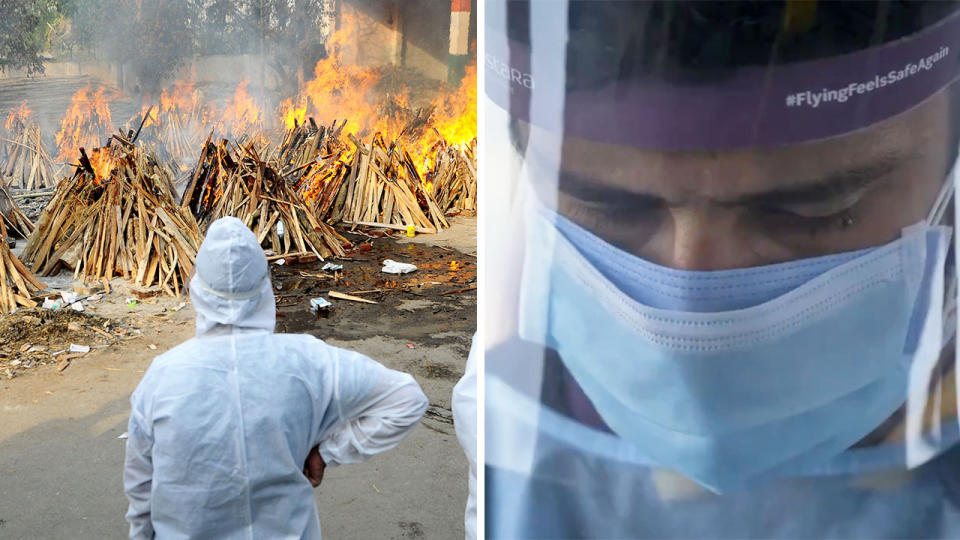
top-left (123, 216), bottom-right (428, 539)
top-left (453, 332), bottom-right (479, 540)
top-left (486, 1), bottom-right (960, 538)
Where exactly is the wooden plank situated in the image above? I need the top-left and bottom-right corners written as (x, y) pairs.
top-left (329, 291), bottom-right (378, 304)
top-left (341, 220), bottom-right (436, 234)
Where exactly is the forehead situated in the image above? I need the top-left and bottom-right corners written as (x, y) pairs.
top-left (554, 90), bottom-right (952, 199)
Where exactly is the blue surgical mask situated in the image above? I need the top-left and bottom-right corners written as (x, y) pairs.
top-left (518, 207), bottom-right (951, 493)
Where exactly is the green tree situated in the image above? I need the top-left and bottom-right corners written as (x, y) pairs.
top-left (64, 0), bottom-right (201, 93)
top-left (0, 0), bottom-right (66, 74)
top-left (197, 0), bottom-right (332, 94)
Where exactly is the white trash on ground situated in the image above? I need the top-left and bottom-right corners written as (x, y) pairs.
top-left (381, 259), bottom-right (418, 274)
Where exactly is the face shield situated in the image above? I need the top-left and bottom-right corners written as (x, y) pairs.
top-left (484, 0), bottom-right (960, 505)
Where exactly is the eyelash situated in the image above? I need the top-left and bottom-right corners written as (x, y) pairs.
top-left (753, 206), bottom-right (858, 236)
top-left (563, 199), bottom-right (656, 231)
top-left (565, 199), bottom-right (858, 237)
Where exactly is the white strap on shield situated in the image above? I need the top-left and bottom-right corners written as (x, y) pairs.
top-left (905, 154), bottom-right (957, 467)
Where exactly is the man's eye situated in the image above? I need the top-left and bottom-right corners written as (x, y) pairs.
top-left (752, 205), bottom-right (857, 235)
top-left (562, 196), bottom-right (663, 234)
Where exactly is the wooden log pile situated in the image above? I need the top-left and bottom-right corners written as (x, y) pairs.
top-left (270, 118), bottom-right (351, 181)
top-left (21, 140), bottom-right (202, 296)
top-left (127, 106), bottom-right (203, 177)
top-left (425, 136), bottom-right (477, 216)
top-left (1, 120), bottom-right (60, 190)
top-left (0, 218), bottom-right (45, 314)
top-left (273, 120), bottom-right (354, 224)
top-left (336, 132), bottom-right (449, 233)
top-left (182, 138), bottom-right (348, 260)
top-left (156, 110), bottom-right (205, 165)
top-left (277, 113), bottom-right (467, 233)
top-left (0, 185), bottom-right (34, 238)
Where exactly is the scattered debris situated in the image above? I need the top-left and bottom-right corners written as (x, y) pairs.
top-left (0, 308), bottom-right (134, 377)
top-left (321, 263), bottom-right (343, 272)
top-left (441, 284), bottom-right (477, 295)
top-left (69, 344), bottom-right (90, 354)
top-left (309, 297), bottom-right (332, 312)
top-left (382, 259), bottom-right (417, 274)
top-left (329, 291), bottom-right (377, 305)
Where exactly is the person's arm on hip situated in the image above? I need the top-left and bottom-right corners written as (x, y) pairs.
top-left (318, 350), bottom-right (428, 466)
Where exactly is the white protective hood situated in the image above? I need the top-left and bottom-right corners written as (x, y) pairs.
top-left (189, 216), bottom-right (276, 336)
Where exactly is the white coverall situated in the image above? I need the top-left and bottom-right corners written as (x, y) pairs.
top-left (123, 217), bottom-right (428, 539)
top-left (452, 332), bottom-right (479, 540)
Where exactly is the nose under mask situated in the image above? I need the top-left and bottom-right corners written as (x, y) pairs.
top-left (518, 203), bottom-right (952, 492)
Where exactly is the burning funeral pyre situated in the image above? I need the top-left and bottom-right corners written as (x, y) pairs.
top-left (0, 13), bottom-right (476, 300)
top-left (21, 141), bottom-right (202, 297)
top-left (1, 101), bottom-right (61, 190)
top-left (182, 137), bottom-right (348, 260)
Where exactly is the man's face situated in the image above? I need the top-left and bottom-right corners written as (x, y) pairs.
top-left (551, 89), bottom-right (953, 270)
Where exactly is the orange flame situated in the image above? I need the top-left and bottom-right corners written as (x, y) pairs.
top-left (87, 146), bottom-right (115, 183)
top-left (430, 61), bottom-right (477, 147)
top-left (4, 100), bottom-right (32, 131)
top-left (133, 103), bottom-right (158, 129)
top-left (56, 86), bottom-right (114, 163)
top-left (161, 79), bottom-right (202, 114)
top-left (280, 97), bottom-right (308, 130)
top-left (221, 80), bottom-right (263, 136)
top-left (301, 11), bottom-right (384, 137)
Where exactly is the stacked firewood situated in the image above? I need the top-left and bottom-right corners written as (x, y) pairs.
top-left (127, 106), bottom-right (204, 175)
top-left (279, 115), bottom-right (468, 233)
top-left (182, 138), bottom-right (348, 260)
top-left (0, 185), bottom-right (35, 238)
top-left (1, 118), bottom-right (60, 190)
top-left (337, 132), bottom-right (449, 233)
top-left (22, 140), bottom-right (202, 296)
top-left (0, 218), bottom-right (45, 313)
top-left (271, 118), bottom-right (350, 181)
top-left (425, 137), bottom-right (477, 216)
top-left (156, 110), bottom-right (205, 164)
top-left (274, 119), bottom-right (353, 223)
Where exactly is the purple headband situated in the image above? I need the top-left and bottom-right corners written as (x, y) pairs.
top-left (485, 9), bottom-right (960, 150)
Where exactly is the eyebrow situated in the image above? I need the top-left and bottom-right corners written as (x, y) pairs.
top-left (558, 152), bottom-right (908, 207)
top-left (729, 153), bottom-right (907, 207)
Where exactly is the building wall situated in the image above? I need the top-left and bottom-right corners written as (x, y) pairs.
top-left (339, 0), bottom-right (403, 68)
top-left (342, 0), bottom-right (476, 82)
top-left (399, 0), bottom-right (451, 81)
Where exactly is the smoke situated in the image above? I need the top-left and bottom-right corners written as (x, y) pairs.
top-left (1, 0), bottom-right (475, 185)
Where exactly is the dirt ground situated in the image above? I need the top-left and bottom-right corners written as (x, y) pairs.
top-left (0, 218), bottom-right (476, 539)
